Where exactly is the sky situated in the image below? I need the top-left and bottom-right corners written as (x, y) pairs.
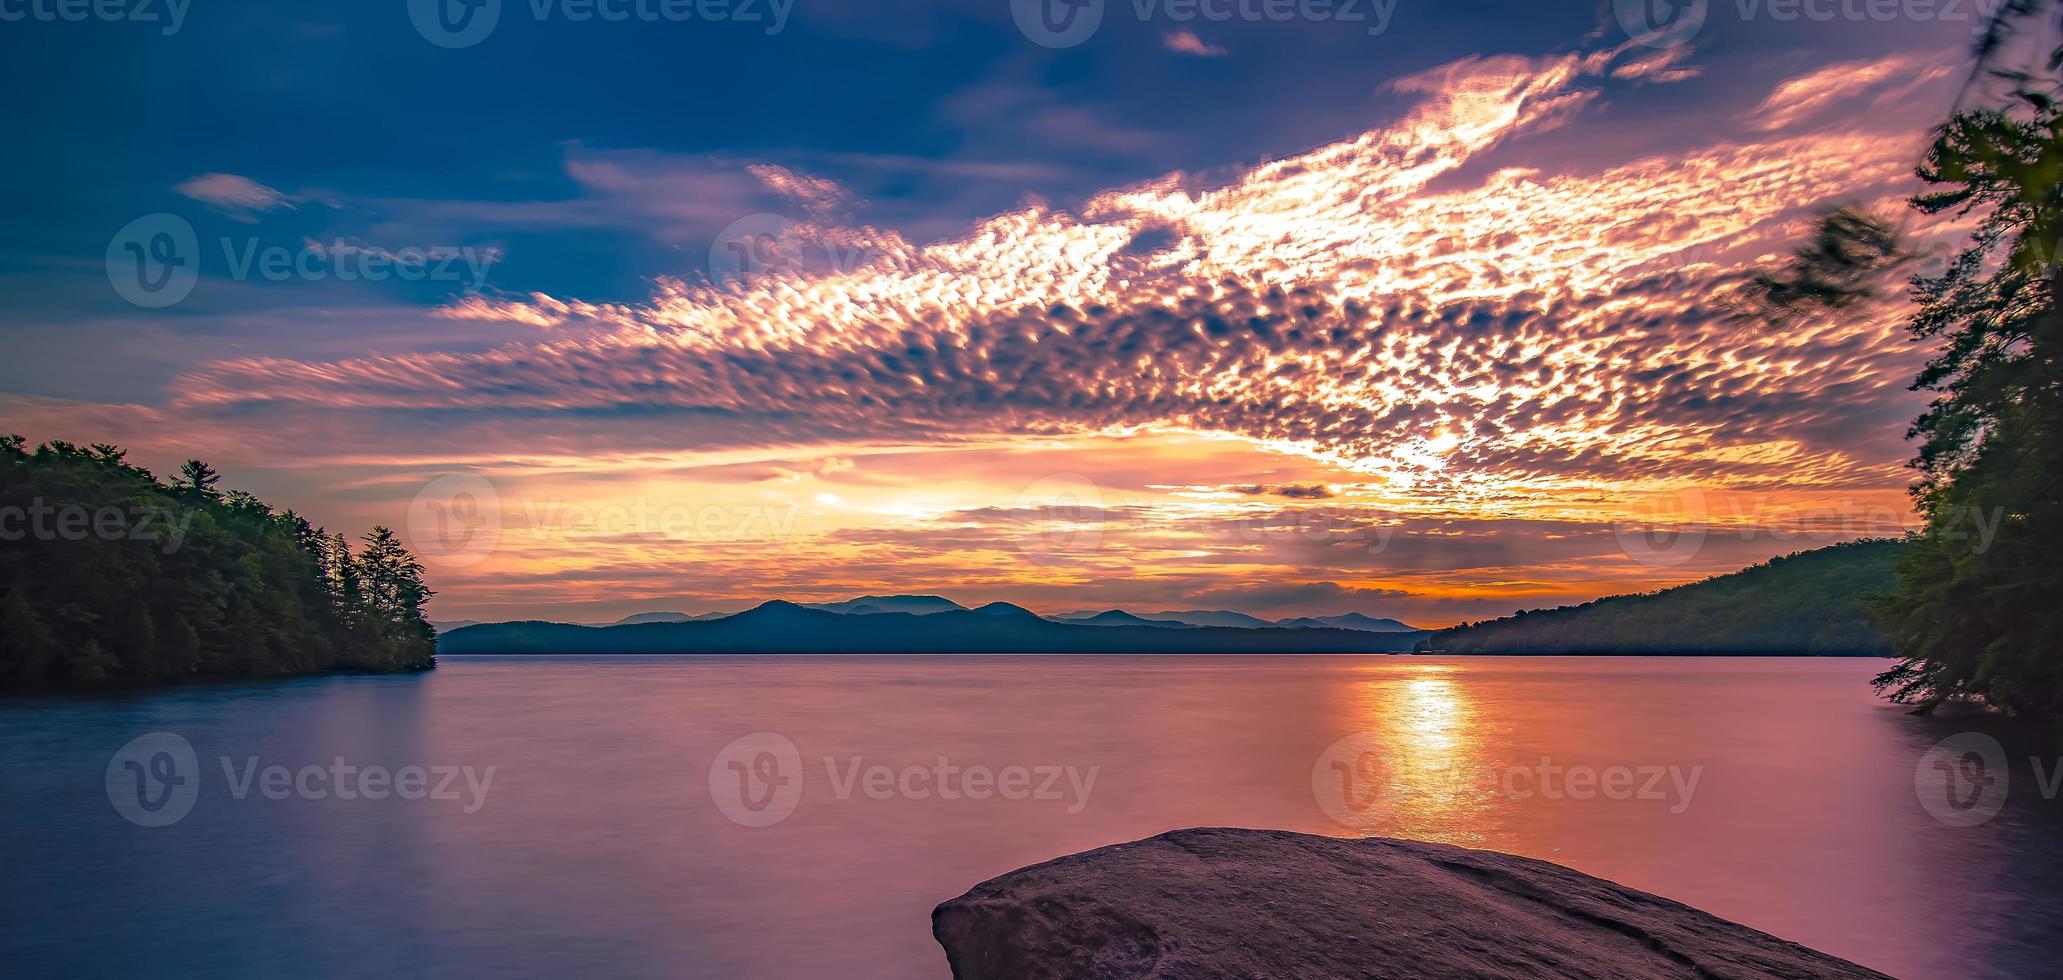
top-left (0, 0), bottom-right (1980, 625)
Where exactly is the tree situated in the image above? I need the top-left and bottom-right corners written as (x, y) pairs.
top-left (1749, 6), bottom-right (2063, 714)
top-left (1866, 98), bottom-right (2063, 715)
top-left (1740, 208), bottom-right (1908, 321)
top-left (330, 532), bottom-right (363, 624)
top-left (354, 526), bottom-right (438, 670)
top-left (177, 459), bottom-right (220, 498)
top-left (0, 435), bottom-right (438, 687)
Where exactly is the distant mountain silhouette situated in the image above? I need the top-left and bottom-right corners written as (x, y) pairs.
top-left (606, 611), bottom-right (724, 626)
top-left (1274, 613), bottom-right (1420, 632)
top-left (430, 620), bottom-right (481, 633)
top-left (970, 601), bottom-right (1042, 619)
top-left (1058, 608), bottom-right (1421, 631)
top-left (1428, 540), bottom-right (1900, 655)
top-left (1061, 610), bottom-right (1195, 629)
top-left (1140, 610), bottom-right (1278, 629)
top-left (440, 599), bottom-right (1427, 655)
top-left (807, 594), bottom-right (967, 615)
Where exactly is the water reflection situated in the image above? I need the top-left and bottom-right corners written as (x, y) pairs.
top-left (1341, 665), bottom-right (1498, 846)
top-left (4, 657), bottom-right (2060, 979)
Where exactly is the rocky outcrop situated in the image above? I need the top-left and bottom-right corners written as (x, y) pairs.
top-left (932, 828), bottom-right (1883, 979)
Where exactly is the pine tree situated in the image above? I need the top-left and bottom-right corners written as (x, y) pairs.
top-left (177, 459), bottom-right (221, 498)
top-left (331, 532), bottom-right (363, 625)
top-left (1746, 4), bottom-right (2063, 714)
top-left (356, 526), bottom-right (437, 667)
top-left (1865, 101), bottom-right (2063, 714)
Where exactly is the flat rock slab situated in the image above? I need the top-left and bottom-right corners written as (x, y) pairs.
top-left (933, 828), bottom-right (1883, 979)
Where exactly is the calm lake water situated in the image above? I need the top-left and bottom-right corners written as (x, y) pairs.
top-left (5, 656), bottom-right (2062, 978)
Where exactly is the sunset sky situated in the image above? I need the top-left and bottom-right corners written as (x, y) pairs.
top-left (0, 2), bottom-right (1973, 625)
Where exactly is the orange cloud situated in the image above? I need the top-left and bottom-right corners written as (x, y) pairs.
top-left (6, 43), bottom-right (1953, 622)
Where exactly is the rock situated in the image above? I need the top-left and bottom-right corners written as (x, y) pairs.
top-left (932, 828), bottom-right (1884, 979)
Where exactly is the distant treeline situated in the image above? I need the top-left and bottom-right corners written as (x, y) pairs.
top-left (1, 437), bottom-right (436, 685)
top-left (1427, 539), bottom-right (1901, 656)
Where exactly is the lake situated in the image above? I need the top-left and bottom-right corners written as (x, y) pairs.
top-left (5, 656), bottom-right (2061, 978)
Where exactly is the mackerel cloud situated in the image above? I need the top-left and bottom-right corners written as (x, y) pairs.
top-left (172, 47), bottom-right (1934, 503)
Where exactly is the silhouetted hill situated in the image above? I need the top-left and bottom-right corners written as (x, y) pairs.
top-left (1428, 539), bottom-right (1902, 655)
top-left (970, 601), bottom-right (1042, 620)
top-left (808, 594), bottom-right (966, 615)
top-left (440, 601), bottom-right (1428, 655)
top-left (1142, 610), bottom-right (1278, 628)
top-left (1062, 610), bottom-right (1195, 629)
top-left (1276, 613), bottom-right (1420, 632)
top-left (1059, 608), bottom-right (1421, 631)
top-left (606, 611), bottom-right (720, 626)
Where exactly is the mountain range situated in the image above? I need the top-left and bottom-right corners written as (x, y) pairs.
top-left (436, 540), bottom-right (1905, 656)
top-left (436, 597), bottom-right (1430, 655)
top-left (1050, 609), bottom-right (1419, 631)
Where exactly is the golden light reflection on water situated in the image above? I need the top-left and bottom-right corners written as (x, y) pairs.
top-left (1348, 664), bottom-right (1503, 849)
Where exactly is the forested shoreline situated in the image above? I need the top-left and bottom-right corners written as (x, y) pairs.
top-left (1427, 540), bottom-right (1900, 656)
top-left (1, 436), bottom-right (436, 687)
